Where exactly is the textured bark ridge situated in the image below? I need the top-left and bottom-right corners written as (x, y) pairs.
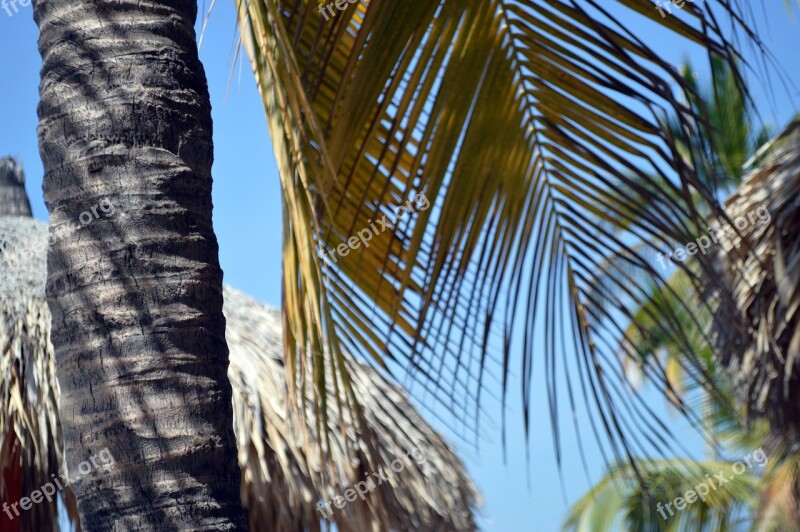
top-left (34, 1), bottom-right (245, 529)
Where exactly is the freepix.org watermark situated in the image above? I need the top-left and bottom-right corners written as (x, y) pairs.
top-left (656, 205), bottom-right (770, 270)
top-left (323, 192), bottom-right (431, 264)
top-left (3, 447), bottom-right (114, 521)
top-left (316, 446), bottom-right (427, 517)
top-left (653, 0), bottom-right (696, 18)
top-left (317, 0), bottom-right (359, 21)
top-left (656, 448), bottom-right (768, 520)
top-left (1, 0), bottom-right (30, 17)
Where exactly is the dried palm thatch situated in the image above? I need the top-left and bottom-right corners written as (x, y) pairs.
top-left (713, 120), bottom-right (800, 441)
top-left (0, 163), bottom-right (479, 530)
top-left (227, 284), bottom-right (479, 531)
top-left (0, 218), bottom-right (65, 531)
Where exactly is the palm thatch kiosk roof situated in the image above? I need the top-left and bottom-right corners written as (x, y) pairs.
top-left (227, 285), bottom-right (479, 531)
top-left (713, 120), bottom-right (800, 441)
top-left (0, 158), bottom-right (480, 531)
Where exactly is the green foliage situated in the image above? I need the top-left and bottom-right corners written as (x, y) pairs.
top-left (564, 460), bottom-right (760, 532)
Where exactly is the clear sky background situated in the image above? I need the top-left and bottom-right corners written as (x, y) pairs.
top-left (1, 2), bottom-right (798, 531)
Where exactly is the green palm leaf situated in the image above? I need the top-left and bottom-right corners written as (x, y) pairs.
top-left (564, 459), bottom-right (761, 532)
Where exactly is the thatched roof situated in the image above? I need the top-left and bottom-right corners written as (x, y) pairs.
top-left (713, 120), bottom-right (800, 440)
top-left (0, 215), bottom-right (65, 530)
top-left (227, 284), bottom-right (479, 531)
top-left (0, 167), bottom-right (480, 530)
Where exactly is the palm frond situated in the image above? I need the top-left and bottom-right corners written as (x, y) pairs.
top-left (588, 55), bottom-right (781, 462)
top-left (753, 448), bottom-right (800, 530)
top-left (235, 0), bottom-right (762, 468)
top-left (669, 55), bottom-right (777, 196)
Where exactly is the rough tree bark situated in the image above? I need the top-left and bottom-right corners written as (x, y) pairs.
top-left (34, 1), bottom-right (246, 529)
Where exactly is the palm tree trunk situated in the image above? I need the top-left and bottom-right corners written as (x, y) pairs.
top-left (33, 1), bottom-right (245, 529)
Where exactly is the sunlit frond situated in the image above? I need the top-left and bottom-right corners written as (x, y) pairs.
top-left (235, 0), bottom-right (762, 468)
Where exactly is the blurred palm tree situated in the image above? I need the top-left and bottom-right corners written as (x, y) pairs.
top-left (609, 56), bottom-right (772, 416)
top-left (563, 56), bottom-right (800, 530)
top-left (564, 121), bottom-right (800, 531)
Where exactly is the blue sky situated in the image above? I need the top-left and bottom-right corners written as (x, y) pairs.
top-left (1, 2), bottom-right (798, 531)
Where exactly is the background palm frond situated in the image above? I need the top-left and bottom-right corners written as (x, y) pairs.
top-left (563, 458), bottom-right (761, 532)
